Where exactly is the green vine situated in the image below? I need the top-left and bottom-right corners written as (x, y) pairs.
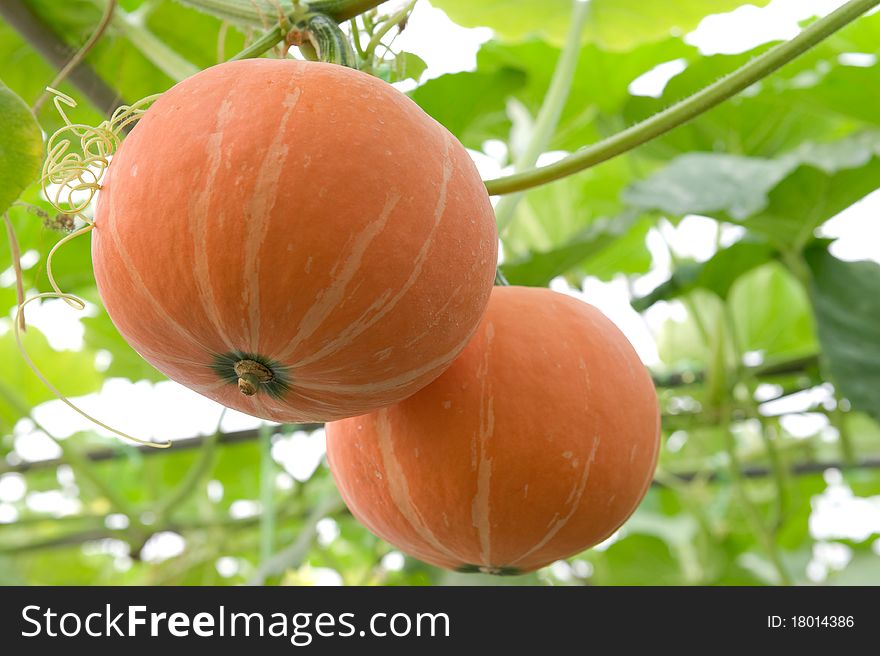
top-left (484, 0), bottom-right (880, 196)
top-left (225, 0), bottom-right (388, 61)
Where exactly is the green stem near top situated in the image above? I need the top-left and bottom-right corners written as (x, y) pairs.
top-left (483, 0), bottom-right (880, 196)
top-left (494, 0), bottom-right (588, 234)
top-left (297, 13), bottom-right (358, 67)
top-left (224, 0), bottom-right (389, 61)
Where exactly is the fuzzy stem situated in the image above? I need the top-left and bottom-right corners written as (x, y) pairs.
top-left (483, 0), bottom-right (880, 196)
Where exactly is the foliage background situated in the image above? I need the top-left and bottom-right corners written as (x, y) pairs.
top-left (0, 0), bottom-right (879, 585)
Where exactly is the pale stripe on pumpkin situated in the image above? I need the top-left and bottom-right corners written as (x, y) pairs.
top-left (401, 254), bottom-right (488, 350)
top-left (292, 134), bottom-right (455, 369)
top-left (244, 85), bottom-right (303, 353)
top-left (274, 190), bottom-right (402, 361)
top-left (471, 321), bottom-right (495, 567)
top-left (291, 326), bottom-right (474, 395)
top-left (191, 95), bottom-right (238, 352)
top-left (509, 437), bottom-right (600, 567)
top-left (105, 195), bottom-right (207, 352)
top-left (375, 409), bottom-right (462, 563)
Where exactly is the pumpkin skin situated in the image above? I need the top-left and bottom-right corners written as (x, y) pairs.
top-left (326, 286), bottom-right (660, 573)
top-left (92, 59), bottom-right (497, 422)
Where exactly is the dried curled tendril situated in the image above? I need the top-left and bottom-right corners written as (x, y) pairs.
top-left (13, 89), bottom-right (171, 449)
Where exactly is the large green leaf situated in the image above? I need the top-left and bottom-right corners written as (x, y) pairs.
top-left (805, 246), bottom-right (880, 421)
top-left (501, 212), bottom-right (651, 286)
top-left (624, 132), bottom-right (880, 249)
top-left (432, 0), bottom-right (769, 49)
top-left (588, 533), bottom-right (684, 585)
top-left (476, 37), bottom-right (696, 151)
top-left (749, 160), bottom-right (880, 248)
top-left (414, 36), bottom-right (695, 153)
top-left (505, 156), bottom-right (636, 251)
top-left (728, 262), bottom-right (818, 360)
top-left (410, 68), bottom-right (527, 150)
top-left (621, 10), bottom-right (880, 159)
top-left (0, 81), bottom-right (43, 216)
top-left (624, 152), bottom-right (787, 219)
top-left (632, 237), bottom-right (778, 311)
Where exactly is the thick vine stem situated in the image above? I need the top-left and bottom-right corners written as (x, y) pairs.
top-left (483, 0), bottom-right (880, 196)
top-left (291, 13), bottom-right (358, 67)
top-left (225, 0), bottom-right (387, 60)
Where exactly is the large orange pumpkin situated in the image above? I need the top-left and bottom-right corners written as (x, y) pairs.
top-left (93, 59), bottom-right (497, 422)
top-left (326, 286), bottom-right (660, 573)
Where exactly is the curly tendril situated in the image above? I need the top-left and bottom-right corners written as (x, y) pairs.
top-left (41, 89), bottom-right (159, 217)
top-left (12, 89), bottom-right (171, 449)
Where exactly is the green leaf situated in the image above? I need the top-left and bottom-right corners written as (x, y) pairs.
top-left (620, 9), bottom-right (880, 160)
top-left (728, 262), bottom-right (818, 359)
top-left (582, 0), bottom-right (771, 51)
top-left (8, 0), bottom-right (241, 133)
top-left (0, 81), bottom-right (43, 216)
top-left (805, 246), bottom-right (880, 422)
top-left (624, 152), bottom-right (788, 219)
top-left (391, 52), bottom-right (427, 84)
top-left (432, 0), bottom-right (769, 49)
top-left (0, 21), bottom-right (103, 134)
top-left (656, 290), bottom-right (725, 366)
top-left (410, 68), bottom-right (526, 149)
top-left (473, 37), bottom-right (695, 152)
top-left (588, 533), bottom-right (684, 585)
top-left (502, 212), bottom-right (651, 286)
top-left (633, 238), bottom-right (778, 311)
top-left (746, 157), bottom-right (880, 249)
top-left (504, 154), bottom-right (643, 250)
top-left (624, 132), bottom-right (880, 249)
top-left (623, 51), bottom-right (860, 159)
top-left (430, 0), bottom-right (574, 45)
top-left (0, 325), bottom-right (103, 432)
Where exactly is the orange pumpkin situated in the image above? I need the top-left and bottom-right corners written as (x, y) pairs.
top-left (93, 59), bottom-right (497, 422)
top-left (326, 286), bottom-right (660, 573)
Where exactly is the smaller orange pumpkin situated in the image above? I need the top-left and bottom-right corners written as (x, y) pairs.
top-left (326, 286), bottom-right (660, 574)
